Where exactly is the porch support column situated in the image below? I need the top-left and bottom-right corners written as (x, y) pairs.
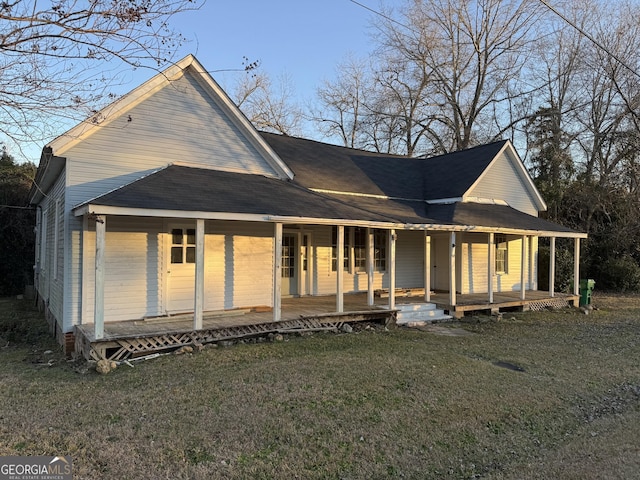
top-left (366, 228), bottom-right (375, 306)
top-left (573, 237), bottom-right (581, 296)
top-left (388, 229), bottom-right (397, 310)
top-left (273, 223), bottom-right (283, 322)
top-left (488, 233), bottom-right (494, 304)
top-left (549, 236), bottom-right (556, 297)
top-left (520, 235), bottom-right (527, 301)
top-left (81, 215), bottom-right (90, 323)
top-left (193, 219), bottom-right (205, 330)
top-left (424, 232), bottom-right (431, 302)
top-left (449, 231), bottom-right (456, 307)
top-left (529, 237), bottom-right (535, 290)
top-left (336, 225), bottom-right (344, 313)
top-left (94, 215), bottom-right (106, 340)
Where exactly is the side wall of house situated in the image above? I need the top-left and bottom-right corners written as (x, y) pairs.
top-left (468, 150), bottom-right (539, 216)
top-left (34, 170), bottom-right (67, 337)
top-left (459, 233), bottom-right (538, 294)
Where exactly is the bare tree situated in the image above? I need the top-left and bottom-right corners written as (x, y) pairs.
top-left (314, 0), bottom-right (545, 156)
top-left (0, 0), bottom-right (199, 155)
top-left (232, 69), bottom-right (303, 136)
top-left (313, 56), bottom-right (374, 149)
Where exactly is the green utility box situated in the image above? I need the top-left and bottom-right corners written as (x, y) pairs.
top-left (579, 279), bottom-right (595, 306)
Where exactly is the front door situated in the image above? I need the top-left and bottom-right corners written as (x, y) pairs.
top-left (432, 235), bottom-right (450, 292)
top-left (167, 225), bottom-right (196, 313)
top-left (282, 233), bottom-right (298, 296)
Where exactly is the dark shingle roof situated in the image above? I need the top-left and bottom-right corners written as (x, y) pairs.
top-left (425, 202), bottom-right (577, 233)
top-left (77, 137), bottom-right (582, 236)
top-left (260, 132), bottom-right (507, 200)
top-left (84, 165), bottom-right (398, 223)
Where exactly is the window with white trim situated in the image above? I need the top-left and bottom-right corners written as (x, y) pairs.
top-left (331, 226), bottom-right (349, 271)
top-left (373, 230), bottom-right (387, 272)
top-left (495, 234), bottom-right (508, 274)
top-left (353, 227), bottom-right (367, 272)
top-left (171, 228), bottom-right (196, 264)
top-left (331, 227), bottom-right (387, 273)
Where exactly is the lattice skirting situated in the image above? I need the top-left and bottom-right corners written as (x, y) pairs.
top-left (528, 297), bottom-right (574, 311)
top-left (75, 312), bottom-right (392, 361)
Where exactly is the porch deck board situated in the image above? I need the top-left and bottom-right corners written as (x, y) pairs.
top-left (75, 294), bottom-right (392, 343)
top-left (76, 290), bottom-right (576, 343)
top-left (74, 290), bottom-right (578, 360)
top-left (432, 290), bottom-right (579, 315)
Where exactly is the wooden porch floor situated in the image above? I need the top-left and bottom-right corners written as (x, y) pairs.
top-left (432, 290), bottom-right (579, 317)
top-left (74, 290), bottom-right (577, 361)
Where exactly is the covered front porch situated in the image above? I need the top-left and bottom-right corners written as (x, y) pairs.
top-left (74, 289), bottom-right (577, 361)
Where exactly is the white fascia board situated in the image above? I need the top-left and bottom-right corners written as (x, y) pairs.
top-left (72, 205), bottom-right (586, 238)
top-left (73, 204), bottom-right (270, 223)
top-left (461, 196), bottom-right (509, 206)
top-left (186, 57), bottom-right (295, 181)
top-left (425, 197), bottom-right (463, 204)
top-left (266, 215), bottom-right (406, 229)
top-left (309, 188), bottom-right (423, 202)
top-left (49, 55), bottom-right (196, 156)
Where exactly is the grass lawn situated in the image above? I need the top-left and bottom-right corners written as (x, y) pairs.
top-left (1, 295), bottom-right (639, 479)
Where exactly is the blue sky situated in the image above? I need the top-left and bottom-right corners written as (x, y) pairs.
top-left (169, 0), bottom-right (376, 101)
top-left (17, 0), bottom-right (378, 162)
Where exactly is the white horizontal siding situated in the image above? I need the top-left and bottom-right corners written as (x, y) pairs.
top-left (395, 231), bottom-right (424, 289)
top-left (459, 233), bottom-right (537, 294)
top-left (81, 217), bottom-right (164, 323)
top-left (468, 150), bottom-right (539, 215)
top-left (65, 71), bottom-right (281, 209)
top-left (36, 171), bottom-right (66, 325)
top-left (208, 221), bottom-right (274, 310)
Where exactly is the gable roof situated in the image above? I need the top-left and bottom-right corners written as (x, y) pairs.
top-left (260, 132), bottom-right (519, 202)
top-left (44, 55), bottom-right (294, 180)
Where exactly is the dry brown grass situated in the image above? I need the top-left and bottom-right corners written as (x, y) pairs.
top-left (0, 294), bottom-right (639, 479)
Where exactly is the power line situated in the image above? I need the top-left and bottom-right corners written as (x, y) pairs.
top-left (538, 0), bottom-right (640, 80)
top-left (349, 0), bottom-right (418, 35)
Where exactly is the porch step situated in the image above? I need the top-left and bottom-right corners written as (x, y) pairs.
top-left (395, 303), bottom-right (452, 326)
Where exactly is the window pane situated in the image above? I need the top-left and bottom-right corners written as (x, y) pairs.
top-left (172, 229), bottom-right (183, 245)
top-left (374, 231), bottom-right (387, 271)
top-left (495, 235), bottom-right (508, 273)
top-left (186, 246), bottom-right (196, 263)
top-left (171, 246), bottom-right (183, 263)
top-left (186, 229), bottom-right (196, 245)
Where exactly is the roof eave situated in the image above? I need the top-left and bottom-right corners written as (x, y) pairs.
top-left (72, 204), bottom-right (586, 238)
top-left (29, 148), bottom-right (66, 205)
